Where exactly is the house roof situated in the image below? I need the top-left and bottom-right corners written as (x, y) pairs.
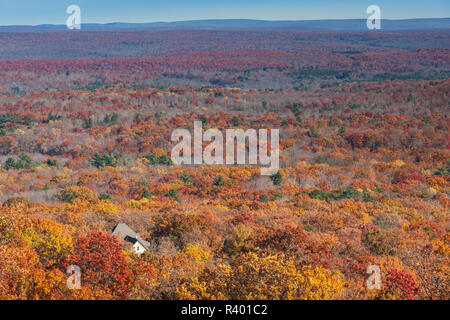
top-left (112, 223), bottom-right (150, 250)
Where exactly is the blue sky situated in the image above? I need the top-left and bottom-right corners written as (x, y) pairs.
top-left (0, 0), bottom-right (449, 25)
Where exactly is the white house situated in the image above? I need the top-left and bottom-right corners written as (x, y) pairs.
top-left (131, 241), bottom-right (147, 255)
top-left (112, 223), bottom-right (150, 256)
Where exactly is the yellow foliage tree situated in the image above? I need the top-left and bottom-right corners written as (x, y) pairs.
top-left (176, 252), bottom-right (344, 300)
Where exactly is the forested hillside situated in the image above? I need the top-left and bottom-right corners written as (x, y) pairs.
top-left (0, 28), bottom-right (448, 300)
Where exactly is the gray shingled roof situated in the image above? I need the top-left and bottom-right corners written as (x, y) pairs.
top-left (112, 223), bottom-right (150, 250)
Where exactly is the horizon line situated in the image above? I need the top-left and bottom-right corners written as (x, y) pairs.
top-left (1, 17), bottom-right (450, 28)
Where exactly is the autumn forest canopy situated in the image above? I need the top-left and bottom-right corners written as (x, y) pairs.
top-left (0, 27), bottom-right (448, 300)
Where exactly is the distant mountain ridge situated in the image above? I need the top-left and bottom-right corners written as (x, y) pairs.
top-left (1, 18), bottom-right (450, 31)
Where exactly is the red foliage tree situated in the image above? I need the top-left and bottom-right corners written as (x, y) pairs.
top-left (384, 269), bottom-right (420, 300)
top-left (66, 231), bottom-right (134, 299)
